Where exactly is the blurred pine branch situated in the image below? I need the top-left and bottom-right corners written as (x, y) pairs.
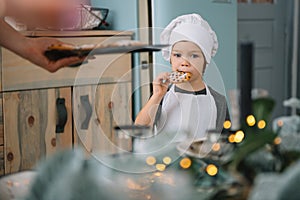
top-left (228, 97), bottom-right (278, 172)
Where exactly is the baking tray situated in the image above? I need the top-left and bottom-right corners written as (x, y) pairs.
top-left (44, 44), bottom-right (169, 61)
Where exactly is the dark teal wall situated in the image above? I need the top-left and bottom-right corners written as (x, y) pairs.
top-left (91, 0), bottom-right (139, 32)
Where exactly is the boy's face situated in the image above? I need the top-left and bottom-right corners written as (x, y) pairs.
top-left (170, 41), bottom-right (206, 82)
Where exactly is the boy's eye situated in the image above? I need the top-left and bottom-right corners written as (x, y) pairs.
top-left (173, 53), bottom-right (181, 57)
top-left (191, 54), bottom-right (200, 58)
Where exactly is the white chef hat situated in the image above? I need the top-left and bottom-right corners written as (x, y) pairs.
top-left (160, 13), bottom-right (218, 64)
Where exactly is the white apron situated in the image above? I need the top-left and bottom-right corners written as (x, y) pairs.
top-left (155, 84), bottom-right (217, 142)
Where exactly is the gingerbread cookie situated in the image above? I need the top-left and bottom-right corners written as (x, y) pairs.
top-left (169, 71), bottom-right (191, 84)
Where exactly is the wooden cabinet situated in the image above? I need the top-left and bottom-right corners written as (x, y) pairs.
top-left (0, 31), bottom-right (134, 175)
top-left (3, 88), bottom-right (73, 173)
top-left (73, 82), bottom-right (132, 155)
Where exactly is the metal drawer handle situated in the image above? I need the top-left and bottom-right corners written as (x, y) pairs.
top-left (56, 98), bottom-right (67, 133)
top-left (80, 95), bottom-right (92, 130)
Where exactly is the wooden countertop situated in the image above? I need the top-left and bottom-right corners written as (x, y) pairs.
top-left (21, 30), bottom-right (134, 37)
top-left (1, 32), bottom-right (133, 91)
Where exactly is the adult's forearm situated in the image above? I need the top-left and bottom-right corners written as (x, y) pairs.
top-left (0, 19), bottom-right (28, 56)
top-left (0, 1), bottom-right (29, 57)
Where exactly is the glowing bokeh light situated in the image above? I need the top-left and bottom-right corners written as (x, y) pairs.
top-left (212, 143), bottom-right (221, 151)
top-left (274, 137), bottom-right (282, 145)
top-left (154, 172), bottom-right (162, 177)
top-left (206, 164), bottom-right (218, 176)
top-left (277, 120), bottom-right (284, 127)
top-left (156, 164), bottom-right (166, 171)
top-left (163, 156), bottom-right (172, 165)
top-left (246, 115), bottom-right (256, 126)
top-left (257, 120), bottom-right (266, 129)
top-left (223, 120), bottom-right (232, 129)
top-left (180, 157), bottom-right (192, 169)
top-left (228, 134), bottom-right (236, 143)
top-left (146, 156), bottom-right (156, 166)
top-left (234, 130), bottom-right (245, 143)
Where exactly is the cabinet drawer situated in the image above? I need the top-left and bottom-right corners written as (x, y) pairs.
top-left (1, 35), bottom-right (132, 92)
top-left (73, 82), bottom-right (132, 155)
top-left (3, 88), bottom-right (72, 173)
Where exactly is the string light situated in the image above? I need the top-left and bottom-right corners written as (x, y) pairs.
top-left (228, 134), bottom-right (236, 143)
top-left (257, 120), bottom-right (266, 129)
top-left (146, 156), bottom-right (156, 166)
top-left (234, 130), bottom-right (245, 143)
top-left (212, 143), bottom-right (221, 151)
top-left (180, 157), bottom-right (192, 169)
top-left (156, 164), bottom-right (166, 171)
top-left (206, 164), bottom-right (218, 176)
top-left (277, 120), bottom-right (284, 127)
top-left (223, 120), bottom-right (232, 129)
top-left (246, 115), bottom-right (256, 126)
top-left (163, 156), bottom-right (172, 165)
top-left (274, 137), bottom-right (282, 145)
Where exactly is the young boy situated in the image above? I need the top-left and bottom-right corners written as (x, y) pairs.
top-left (135, 13), bottom-right (230, 141)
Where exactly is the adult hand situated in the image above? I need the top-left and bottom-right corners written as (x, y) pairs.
top-left (0, 19), bottom-right (88, 72)
top-left (21, 37), bottom-right (88, 72)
